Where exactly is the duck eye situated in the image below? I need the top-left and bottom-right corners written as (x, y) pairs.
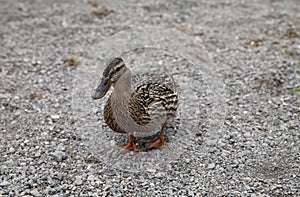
top-left (114, 66), bottom-right (122, 73)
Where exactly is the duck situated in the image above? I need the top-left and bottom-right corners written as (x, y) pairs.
top-left (92, 57), bottom-right (178, 152)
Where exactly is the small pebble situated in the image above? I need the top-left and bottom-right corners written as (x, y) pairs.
top-left (207, 163), bottom-right (215, 170)
top-left (74, 177), bottom-right (83, 186)
top-left (0, 181), bottom-right (10, 187)
top-left (51, 114), bottom-right (60, 120)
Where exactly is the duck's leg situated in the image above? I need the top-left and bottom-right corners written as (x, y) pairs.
top-left (117, 132), bottom-right (139, 153)
top-left (145, 122), bottom-right (167, 149)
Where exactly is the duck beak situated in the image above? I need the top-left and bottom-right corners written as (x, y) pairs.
top-left (92, 78), bottom-right (111, 100)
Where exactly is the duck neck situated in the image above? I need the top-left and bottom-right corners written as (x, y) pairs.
top-left (113, 69), bottom-right (132, 98)
top-left (110, 69), bottom-right (132, 124)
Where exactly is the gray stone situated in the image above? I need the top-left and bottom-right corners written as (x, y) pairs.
top-left (207, 163), bottom-right (216, 170)
top-left (74, 177), bottom-right (83, 186)
top-left (0, 181), bottom-right (10, 187)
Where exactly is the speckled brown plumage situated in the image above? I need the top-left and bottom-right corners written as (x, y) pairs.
top-left (104, 82), bottom-right (178, 132)
top-left (129, 82), bottom-right (178, 126)
top-left (92, 57), bottom-right (179, 152)
top-left (104, 95), bottom-right (126, 133)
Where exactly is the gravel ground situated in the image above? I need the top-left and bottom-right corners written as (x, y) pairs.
top-left (1, 0), bottom-right (300, 196)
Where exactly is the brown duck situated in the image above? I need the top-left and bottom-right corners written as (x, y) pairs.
top-left (92, 58), bottom-right (178, 152)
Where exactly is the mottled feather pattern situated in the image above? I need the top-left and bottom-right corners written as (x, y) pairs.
top-left (131, 73), bottom-right (176, 92)
top-left (129, 75), bottom-right (178, 126)
top-left (103, 68), bottom-right (178, 133)
top-left (104, 96), bottom-right (126, 133)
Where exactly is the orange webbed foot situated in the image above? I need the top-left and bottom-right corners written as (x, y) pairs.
top-left (145, 137), bottom-right (166, 149)
top-left (145, 122), bottom-right (167, 149)
top-left (113, 133), bottom-right (138, 153)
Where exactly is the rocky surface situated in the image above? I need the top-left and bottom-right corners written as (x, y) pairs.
top-left (1, 0), bottom-right (299, 196)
